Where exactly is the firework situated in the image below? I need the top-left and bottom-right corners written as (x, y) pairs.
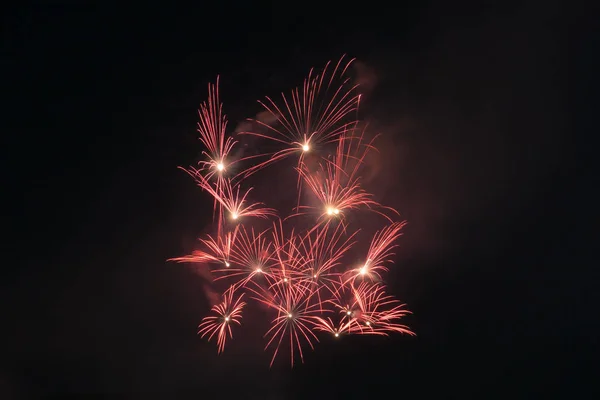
top-left (295, 129), bottom-right (399, 225)
top-left (238, 55), bottom-right (361, 178)
top-left (198, 287), bottom-right (246, 354)
top-left (195, 77), bottom-right (237, 180)
top-left (171, 57), bottom-right (414, 367)
top-left (169, 228), bottom-right (237, 268)
top-left (249, 281), bottom-right (323, 367)
top-left (269, 219), bottom-right (306, 288)
top-left (328, 280), bottom-right (415, 336)
top-left (215, 225), bottom-right (276, 290)
top-left (293, 222), bottom-right (358, 307)
top-left (182, 167), bottom-right (277, 225)
top-left (344, 221), bottom-right (407, 284)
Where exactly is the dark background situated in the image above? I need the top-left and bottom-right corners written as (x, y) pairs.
top-left (2, 1), bottom-right (594, 398)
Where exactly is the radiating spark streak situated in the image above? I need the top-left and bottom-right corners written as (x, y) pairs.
top-left (327, 280), bottom-right (415, 336)
top-left (237, 55), bottom-right (361, 189)
top-left (294, 223), bottom-right (358, 306)
top-left (248, 283), bottom-right (323, 367)
top-left (195, 77), bottom-right (237, 179)
top-left (181, 167), bottom-right (277, 222)
top-left (188, 77), bottom-right (241, 233)
top-left (198, 287), bottom-right (246, 353)
top-left (214, 225), bottom-right (276, 289)
top-left (168, 229), bottom-right (238, 268)
top-left (312, 316), bottom-right (353, 338)
top-left (296, 130), bottom-right (399, 224)
top-left (345, 221), bottom-right (407, 283)
top-left (269, 220), bottom-right (310, 289)
top-left (352, 283), bottom-right (415, 336)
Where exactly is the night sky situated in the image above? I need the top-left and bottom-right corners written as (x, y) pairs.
top-left (2, 2), bottom-right (593, 398)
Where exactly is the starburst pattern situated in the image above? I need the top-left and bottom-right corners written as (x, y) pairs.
top-left (171, 56), bottom-right (415, 367)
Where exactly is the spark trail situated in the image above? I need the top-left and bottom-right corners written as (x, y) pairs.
top-left (171, 56), bottom-right (414, 367)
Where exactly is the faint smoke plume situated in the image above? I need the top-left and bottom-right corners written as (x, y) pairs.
top-left (202, 283), bottom-right (220, 307)
top-left (352, 60), bottom-right (378, 94)
top-left (234, 110), bottom-right (277, 134)
top-left (184, 261), bottom-right (220, 306)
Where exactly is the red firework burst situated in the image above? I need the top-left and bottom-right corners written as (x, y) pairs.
top-left (344, 221), bottom-right (407, 284)
top-left (195, 77), bottom-right (237, 180)
top-left (198, 286), bottom-right (246, 354)
top-left (182, 168), bottom-right (277, 226)
top-left (295, 129), bottom-right (399, 225)
top-left (215, 225), bottom-right (276, 290)
top-left (238, 55), bottom-right (361, 179)
top-left (249, 282), bottom-right (323, 367)
top-left (168, 228), bottom-right (237, 268)
top-left (170, 56), bottom-right (415, 366)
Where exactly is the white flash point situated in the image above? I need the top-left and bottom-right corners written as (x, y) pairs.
top-left (288, 313), bottom-right (293, 318)
top-left (231, 212), bottom-right (238, 220)
top-left (224, 316), bottom-right (230, 322)
top-left (366, 321), bottom-right (371, 326)
top-left (302, 144), bottom-right (309, 152)
top-left (360, 266), bottom-right (367, 275)
top-left (346, 311), bottom-right (351, 316)
top-left (326, 207), bottom-right (334, 215)
top-left (313, 274), bottom-right (317, 278)
top-left (334, 332), bottom-right (339, 337)
top-left (284, 278), bottom-right (288, 282)
top-left (256, 267), bottom-right (262, 273)
top-left (216, 162), bottom-right (224, 171)
top-left (333, 208), bottom-right (339, 215)
top-left (225, 261), bottom-right (230, 267)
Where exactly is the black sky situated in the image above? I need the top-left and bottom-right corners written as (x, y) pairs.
top-left (2, 1), bottom-right (594, 398)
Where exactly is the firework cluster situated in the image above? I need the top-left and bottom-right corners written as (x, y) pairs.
top-left (171, 56), bottom-right (414, 367)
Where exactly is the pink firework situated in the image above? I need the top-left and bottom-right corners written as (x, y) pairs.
top-left (188, 78), bottom-right (239, 232)
top-left (249, 282), bottom-right (323, 367)
top-left (198, 287), bottom-right (246, 354)
top-left (168, 228), bottom-right (237, 268)
top-left (328, 280), bottom-right (414, 337)
top-left (171, 55), bottom-right (415, 366)
top-left (358, 284), bottom-right (415, 336)
top-left (195, 77), bottom-right (237, 180)
top-left (295, 129), bottom-right (399, 224)
top-left (182, 169), bottom-right (277, 225)
top-left (215, 225), bottom-right (276, 289)
top-left (312, 315), bottom-right (353, 338)
top-left (269, 219), bottom-right (307, 288)
top-left (345, 221), bottom-right (407, 284)
top-left (294, 222), bottom-right (358, 307)
top-left (237, 55), bottom-right (361, 187)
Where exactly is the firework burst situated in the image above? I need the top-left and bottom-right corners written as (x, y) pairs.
top-left (249, 282), bottom-right (323, 367)
top-left (195, 77), bottom-right (237, 180)
top-left (295, 129), bottom-right (399, 225)
top-left (238, 55), bottom-right (361, 178)
top-left (169, 228), bottom-right (237, 268)
top-left (171, 56), bottom-right (415, 367)
top-left (198, 287), bottom-right (246, 354)
top-left (182, 168), bottom-right (277, 226)
top-left (345, 221), bottom-right (407, 284)
top-left (216, 225), bottom-right (276, 290)
top-left (294, 223), bottom-right (358, 307)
